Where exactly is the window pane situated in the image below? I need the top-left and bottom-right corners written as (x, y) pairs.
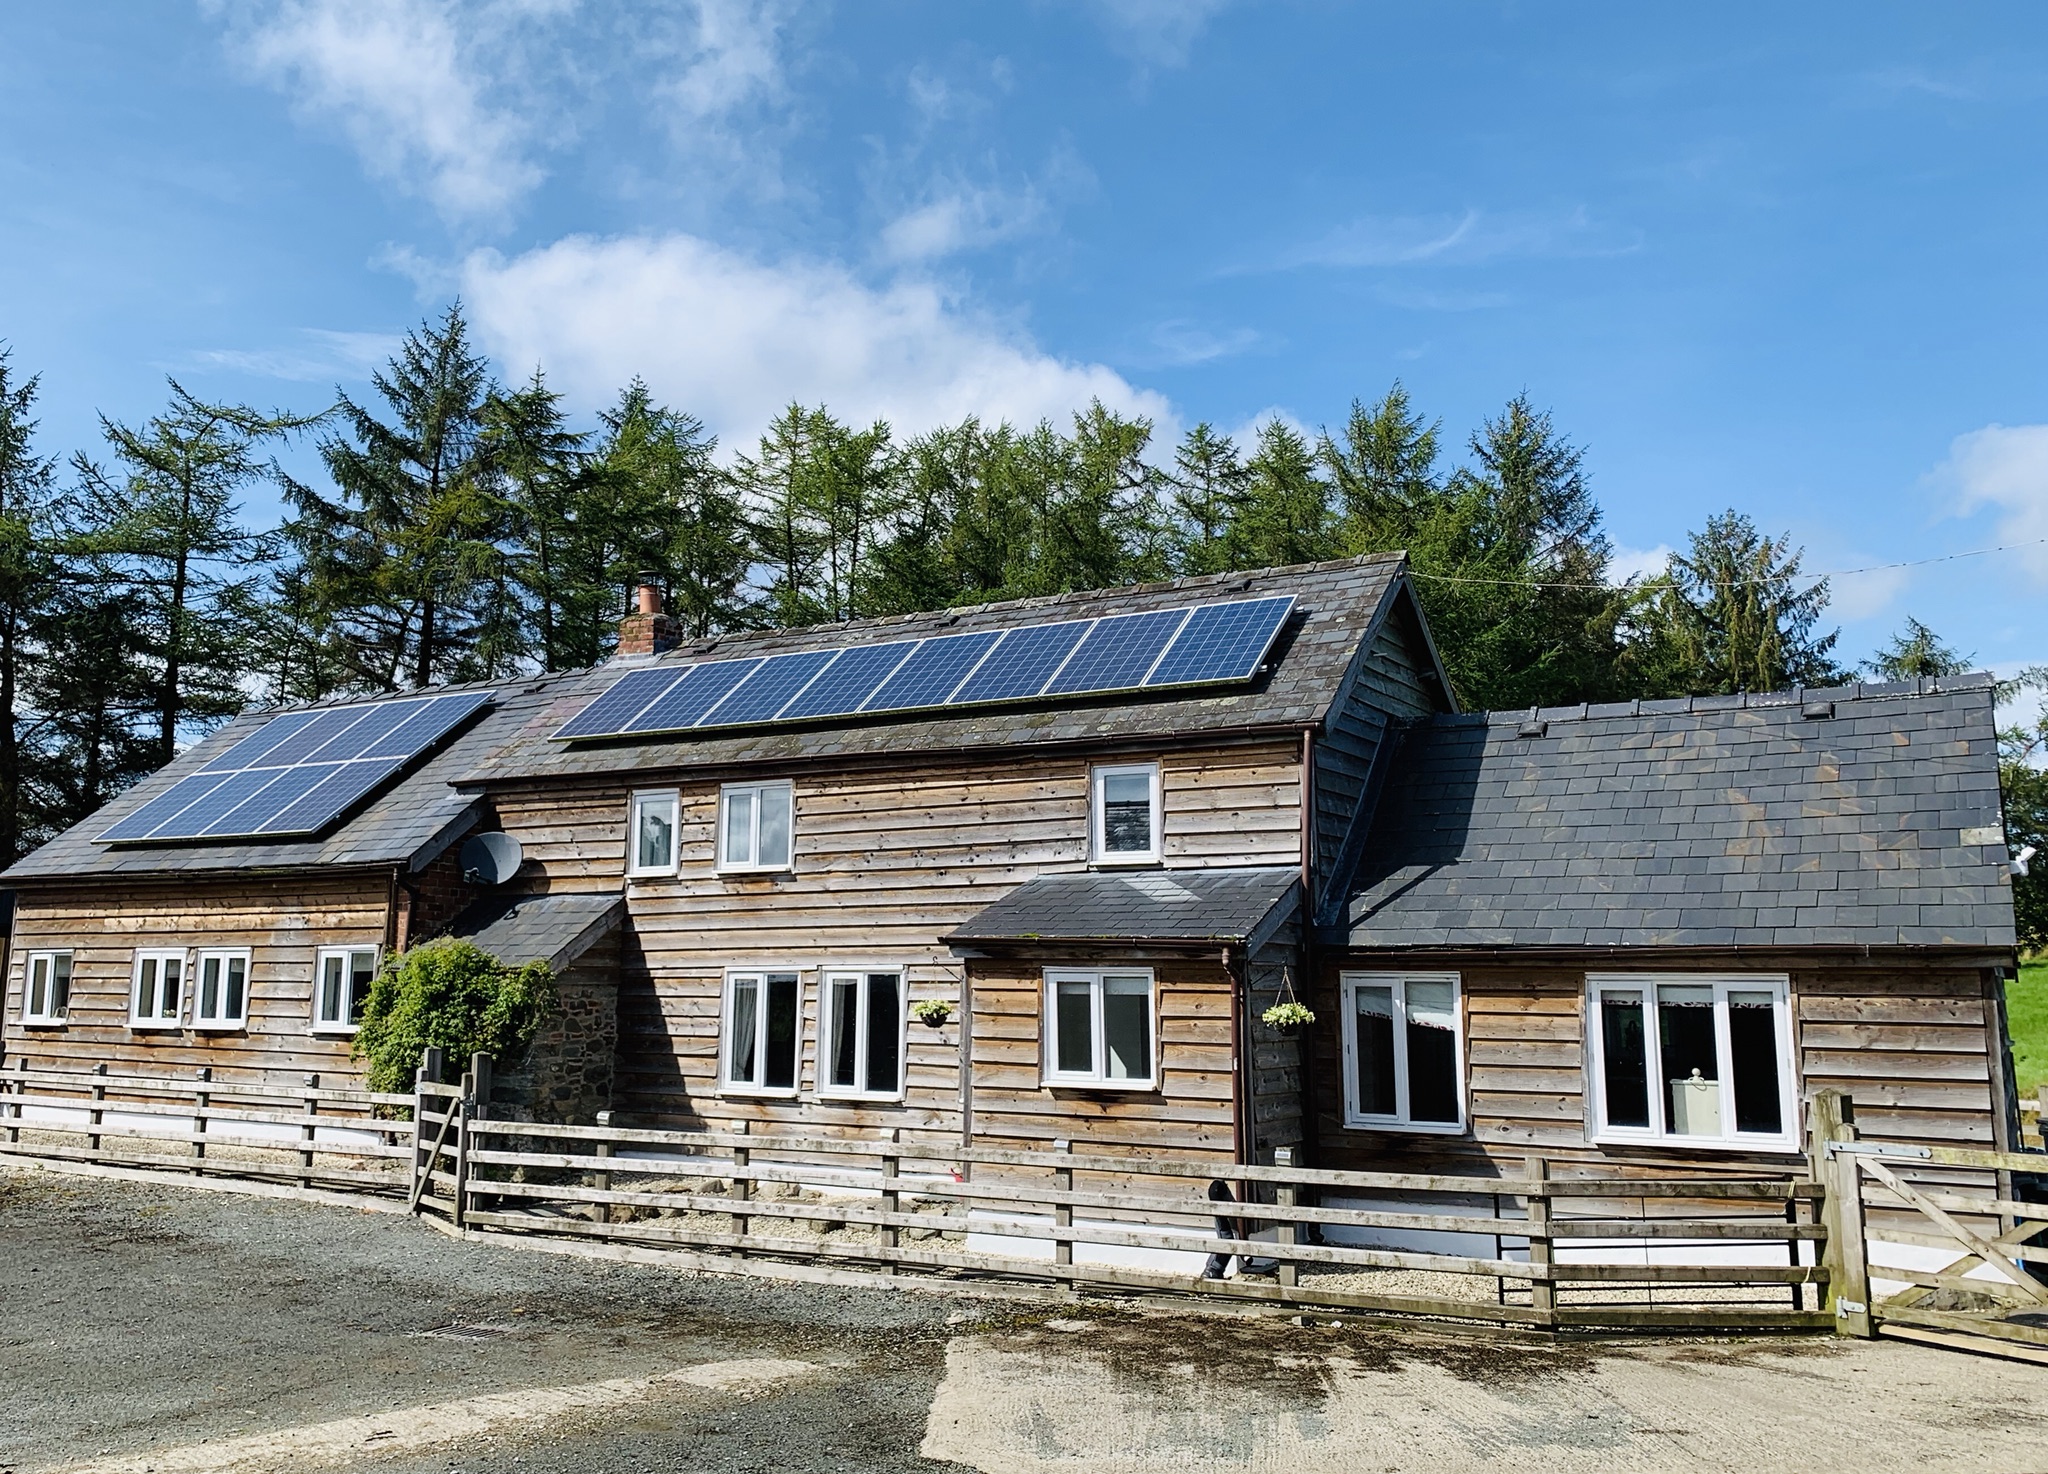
top-left (201, 956), bottom-right (222, 1020)
top-left (756, 786), bottom-right (792, 868)
top-left (1101, 771), bottom-right (1154, 854)
top-left (161, 957), bottom-right (182, 1017)
top-left (1102, 975), bottom-right (1151, 1080)
top-left (1727, 990), bottom-right (1784, 1135)
top-left (764, 973), bottom-right (799, 1089)
top-left (637, 801), bottom-right (673, 870)
top-left (226, 957), bottom-right (246, 1021)
top-left (865, 973), bottom-right (901, 1094)
top-left (51, 955), bottom-right (69, 1015)
top-left (1055, 980), bottom-right (1094, 1075)
top-left (1657, 984), bottom-right (1721, 1136)
top-left (1600, 990), bottom-right (1650, 1129)
top-left (320, 956), bottom-right (344, 1024)
top-left (138, 958), bottom-right (159, 1019)
top-left (1352, 985), bottom-right (1397, 1116)
top-left (827, 978), bottom-right (858, 1089)
top-left (1405, 980), bottom-right (1460, 1123)
top-left (724, 789), bottom-right (755, 866)
top-left (729, 977), bottom-right (759, 1083)
top-left (348, 953), bottom-right (375, 1026)
top-left (28, 956), bottom-right (47, 1016)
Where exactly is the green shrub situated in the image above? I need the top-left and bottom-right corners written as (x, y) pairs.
top-left (352, 937), bottom-right (557, 1094)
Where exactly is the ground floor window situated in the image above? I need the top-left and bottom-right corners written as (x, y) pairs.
top-left (21, 950), bottom-right (71, 1025)
top-left (820, 971), bottom-right (903, 1098)
top-left (1587, 975), bottom-right (1796, 1149)
top-left (313, 947), bottom-right (378, 1033)
top-left (723, 970), bottom-right (801, 1093)
top-left (1043, 969), bottom-right (1156, 1088)
top-left (130, 949), bottom-right (188, 1029)
top-left (1340, 971), bottom-right (1465, 1131)
top-left (193, 949), bottom-right (251, 1030)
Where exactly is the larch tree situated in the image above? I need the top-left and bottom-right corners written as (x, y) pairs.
top-left (0, 348), bottom-right (64, 860)
top-left (1166, 423), bottom-right (1250, 576)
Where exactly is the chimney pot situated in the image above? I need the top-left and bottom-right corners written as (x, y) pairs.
top-left (635, 581), bottom-right (663, 616)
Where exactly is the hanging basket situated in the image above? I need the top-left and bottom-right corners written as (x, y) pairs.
top-left (912, 999), bottom-right (954, 1029)
top-left (1261, 1001), bottom-right (1316, 1030)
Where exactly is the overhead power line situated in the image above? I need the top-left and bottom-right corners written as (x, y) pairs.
top-left (1402, 534), bottom-right (2048, 593)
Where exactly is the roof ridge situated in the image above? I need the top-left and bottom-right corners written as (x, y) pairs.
top-left (1444, 670), bottom-right (2000, 729)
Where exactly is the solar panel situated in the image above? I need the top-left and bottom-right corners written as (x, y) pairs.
top-left (1142, 596), bottom-right (1295, 688)
top-left (100, 689), bottom-right (494, 844)
top-left (552, 593), bottom-right (1296, 742)
top-left (1044, 609), bottom-right (1191, 696)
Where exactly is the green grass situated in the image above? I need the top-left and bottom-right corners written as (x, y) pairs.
top-left (2008, 962), bottom-right (2048, 1098)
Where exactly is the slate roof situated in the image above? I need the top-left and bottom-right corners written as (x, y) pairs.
top-left (445, 891), bottom-right (625, 971)
top-left (458, 554), bottom-right (1427, 785)
top-left (948, 866), bottom-right (1301, 948)
top-left (1336, 676), bottom-right (2016, 951)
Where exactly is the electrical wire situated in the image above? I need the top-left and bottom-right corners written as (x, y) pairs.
top-left (1401, 534), bottom-right (2048, 592)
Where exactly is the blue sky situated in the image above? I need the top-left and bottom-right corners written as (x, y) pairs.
top-left (6, 3), bottom-right (2048, 679)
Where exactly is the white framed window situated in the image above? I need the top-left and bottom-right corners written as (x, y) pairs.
top-left (628, 789), bottom-right (680, 877)
top-left (722, 969), bottom-right (802, 1094)
top-left (717, 782), bottom-right (794, 872)
top-left (1586, 975), bottom-right (1797, 1151)
top-left (1043, 969), bottom-right (1157, 1089)
top-left (130, 949), bottom-right (188, 1029)
top-left (1341, 971), bottom-right (1465, 1133)
top-left (192, 949), bottom-right (252, 1031)
top-left (313, 946), bottom-right (380, 1034)
top-left (819, 971), bottom-right (905, 1100)
top-left (1090, 762), bottom-right (1161, 865)
top-left (20, 950), bottom-right (72, 1025)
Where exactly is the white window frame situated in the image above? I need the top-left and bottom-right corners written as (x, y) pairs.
top-left (627, 789), bottom-right (681, 878)
top-left (1089, 762), bottom-right (1163, 867)
top-left (1339, 971), bottom-right (1467, 1134)
top-left (1585, 974), bottom-right (1798, 1153)
top-left (312, 946), bottom-right (381, 1036)
top-left (192, 948), bottom-right (254, 1031)
top-left (20, 950), bottom-right (72, 1026)
top-left (817, 969), bottom-right (908, 1101)
top-left (1041, 968), bottom-right (1159, 1090)
top-left (716, 781), bottom-right (795, 873)
top-left (129, 948), bottom-right (189, 1030)
top-left (719, 967), bottom-right (805, 1097)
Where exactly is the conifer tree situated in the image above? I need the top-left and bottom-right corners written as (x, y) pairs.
top-left (1230, 421), bottom-right (1339, 569)
top-left (0, 348), bottom-right (64, 860)
top-left (1166, 423), bottom-right (1249, 576)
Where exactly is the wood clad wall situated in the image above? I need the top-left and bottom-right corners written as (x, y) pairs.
top-left (1246, 923), bottom-right (1305, 1160)
top-left (968, 954), bottom-right (1238, 1160)
top-left (485, 739), bottom-right (1305, 1139)
top-left (1311, 954), bottom-right (2006, 1178)
top-left (1, 874), bottom-right (393, 1087)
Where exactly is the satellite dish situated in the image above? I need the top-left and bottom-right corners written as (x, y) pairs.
top-left (459, 832), bottom-right (524, 886)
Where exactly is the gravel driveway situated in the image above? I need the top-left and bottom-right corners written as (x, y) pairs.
top-left (3, 1164), bottom-right (2045, 1473)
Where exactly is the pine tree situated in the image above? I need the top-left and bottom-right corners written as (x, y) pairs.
top-left (738, 405), bottom-right (835, 628)
top-left (1165, 423), bottom-right (1249, 576)
top-left (0, 348), bottom-right (64, 859)
top-left (1319, 382), bottom-right (1443, 549)
top-left (1230, 421), bottom-right (1339, 569)
top-left (484, 370), bottom-right (587, 671)
top-left (1865, 617), bottom-right (1972, 681)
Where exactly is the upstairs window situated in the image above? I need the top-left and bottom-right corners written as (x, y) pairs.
top-left (192, 949), bottom-right (251, 1030)
top-left (21, 950), bottom-right (71, 1025)
top-left (1044, 969), bottom-right (1157, 1089)
top-left (130, 949), bottom-right (187, 1029)
top-left (628, 790), bottom-right (680, 877)
top-left (1341, 972), bottom-right (1465, 1132)
top-left (1090, 762), bottom-right (1161, 865)
top-left (1587, 975), bottom-right (1795, 1150)
top-left (723, 969), bottom-right (801, 1094)
top-left (820, 971), bottom-right (904, 1099)
top-left (314, 947), bottom-right (379, 1034)
top-left (718, 782), bottom-right (793, 872)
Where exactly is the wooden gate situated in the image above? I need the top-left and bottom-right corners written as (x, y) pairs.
top-left (408, 1049), bottom-right (486, 1224)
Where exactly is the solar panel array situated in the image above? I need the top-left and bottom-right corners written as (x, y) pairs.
top-left (99, 690), bottom-right (494, 844)
top-left (556, 594), bottom-right (1294, 742)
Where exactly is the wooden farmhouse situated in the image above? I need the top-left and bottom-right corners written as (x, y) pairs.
top-left (0, 552), bottom-right (2023, 1198)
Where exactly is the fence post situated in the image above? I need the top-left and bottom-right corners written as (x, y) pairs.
top-left (1273, 1146), bottom-right (1299, 1292)
top-left (6, 1058), bottom-right (22, 1146)
top-left (730, 1119), bottom-right (751, 1256)
top-left (469, 1052), bottom-right (492, 1119)
top-left (1809, 1088), bottom-right (1872, 1337)
top-left (411, 1047), bottom-right (443, 1210)
top-left (1052, 1138), bottom-right (1074, 1291)
top-left (593, 1110), bottom-right (613, 1226)
top-left (451, 1068), bottom-right (475, 1229)
top-left (192, 1067), bottom-right (211, 1175)
top-left (1525, 1155), bottom-right (1555, 1328)
top-left (88, 1063), bottom-right (107, 1163)
top-left (879, 1126), bottom-right (902, 1267)
top-left (299, 1074), bottom-right (319, 1189)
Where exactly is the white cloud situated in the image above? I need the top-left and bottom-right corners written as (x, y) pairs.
top-left (1935, 422), bottom-right (2048, 581)
top-left (879, 183), bottom-right (1047, 264)
top-left (1274, 207), bottom-right (1641, 272)
top-left (194, 328), bottom-right (405, 383)
top-left (1608, 542), bottom-right (1673, 585)
top-left (652, 0), bottom-right (797, 191)
top-left (212, 0), bottom-right (545, 225)
top-left (1827, 562), bottom-right (1911, 622)
top-left (1087, 0), bottom-right (1233, 66)
top-left (457, 232), bottom-right (1172, 445)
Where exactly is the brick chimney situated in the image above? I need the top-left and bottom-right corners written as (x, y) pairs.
top-left (615, 577), bottom-right (678, 658)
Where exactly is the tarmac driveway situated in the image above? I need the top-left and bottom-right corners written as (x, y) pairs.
top-left (2, 1166), bottom-right (2045, 1473)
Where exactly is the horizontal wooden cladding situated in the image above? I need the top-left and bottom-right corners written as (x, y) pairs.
top-left (1, 875), bottom-right (392, 1088)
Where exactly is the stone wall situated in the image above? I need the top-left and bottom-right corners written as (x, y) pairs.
top-left (488, 936), bottom-right (620, 1124)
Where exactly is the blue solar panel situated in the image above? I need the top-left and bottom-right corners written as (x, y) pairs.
top-left (258, 759), bottom-right (404, 835)
top-left (177, 767), bottom-right (301, 837)
top-left (361, 690), bottom-right (492, 759)
top-left (1145, 596), bottom-right (1294, 687)
top-left (779, 643), bottom-right (916, 720)
top-left (255, 707), bottom-right (376, 767)
top-left (304, 698), bottom-right (423, 763)
top-left (98, 772), bottom-right (235, 841)
top-left (1044, 609), bottom-right (1190, 695)
top-left (627, 658), bottom-right (764, 733)
top-left (864, 631), bottom-right (1001, 711)
top-left (201, 711), bottom-right (322, 773)
top-left (949, 620), bottom-right (1092, 705)
top-left (553, 667), bottom-right (684, 740)
top-left (698, 650), bottom-right (838, 727)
